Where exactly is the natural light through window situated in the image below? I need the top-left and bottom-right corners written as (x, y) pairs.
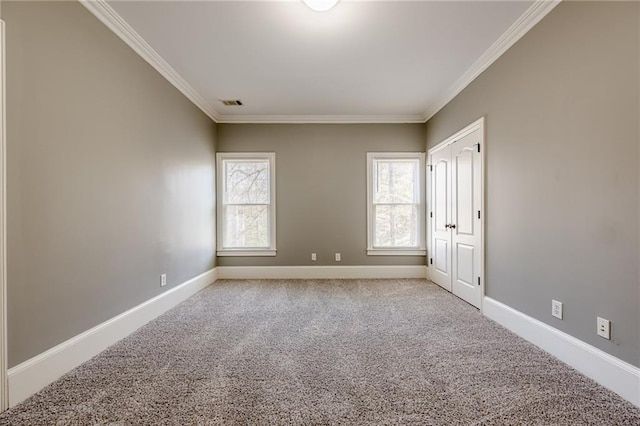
top-left (216, 153), bottom-right (276, 256)
top-left (367, 153), bottom-right (425, 256)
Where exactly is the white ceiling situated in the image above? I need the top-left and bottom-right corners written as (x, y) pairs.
top-left (103, 0), bottom-right (538, 122)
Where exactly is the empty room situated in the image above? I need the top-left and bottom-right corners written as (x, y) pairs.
top-left (0, 0), bottom-right (638, 424)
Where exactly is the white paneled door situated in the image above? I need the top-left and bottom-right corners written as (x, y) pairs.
top-left (429, 144), bottom-right (452, 292)
top-left (450, 130), bottom-right (482, 308)
top-left (429, 121), bottom-right (483, 309)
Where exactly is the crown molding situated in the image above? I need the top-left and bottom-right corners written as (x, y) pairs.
top-left (422, 0), bottom-right (561, 122)
top-left (80, 0), bottom-right (560, 125)
top-left (217, 114), bottom-right (426, 124)
top-left (79, 0), bottom-right (221, 122)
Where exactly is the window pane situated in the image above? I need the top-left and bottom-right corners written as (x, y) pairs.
top-left (374, 204), bottom-right (418, 247)
top-left (224, 160), bottom-right (270, 204)
top-left (223, 205), bottom-right (269, 248)
top-left (374, 159), bottom-right (418, 203)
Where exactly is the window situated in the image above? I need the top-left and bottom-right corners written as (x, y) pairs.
top-left (367, 153), bottom-right (426, 255)
top-left (216, 153), bottom-right (276, 256)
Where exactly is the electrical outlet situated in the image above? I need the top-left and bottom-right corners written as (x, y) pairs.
top-left (597, 317), bottom-right (611, 340)
top-left (160, 273), bottom-right (167, 287)
top-left (551, 300), bottom-right (563, 319)
top-left (311, 253), bottom-right (317, 261)
top-left (335, 253), bottom-right (341, 262)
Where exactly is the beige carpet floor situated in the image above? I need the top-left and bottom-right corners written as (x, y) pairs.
top-left (1, 279), bottom-right (639, 425)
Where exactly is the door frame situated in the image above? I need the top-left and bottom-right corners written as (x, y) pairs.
top-left (0, 18), bottom-right (7, 412)
top-left (427, 117), bottom-right (486, 312)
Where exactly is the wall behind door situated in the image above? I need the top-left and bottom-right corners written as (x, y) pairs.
top-left (426, 1), bottom-right (639, 366)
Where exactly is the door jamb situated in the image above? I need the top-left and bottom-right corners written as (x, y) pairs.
top-left (427, 117), bottom-right (485, 312)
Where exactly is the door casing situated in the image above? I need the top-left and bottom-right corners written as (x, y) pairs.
top-left (427, 117), bottom-right (485, 312)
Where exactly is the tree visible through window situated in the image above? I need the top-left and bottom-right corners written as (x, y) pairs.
top-left (217, 153), bottom-right (276, 255)
top-left (367, 153), bottom-right (425, 255)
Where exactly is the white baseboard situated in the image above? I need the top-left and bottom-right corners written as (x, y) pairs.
top-left (483, 297), bottom-right (640, 408)
top-left (217, 265), bottom-right (428, 280)
top-left (7, 268), bottom-right (217, 407)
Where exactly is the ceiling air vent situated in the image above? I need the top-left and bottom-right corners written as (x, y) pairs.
top-left (220, 100), bottom-right (243, 106)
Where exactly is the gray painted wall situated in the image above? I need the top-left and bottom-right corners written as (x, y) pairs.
top-left (217, 124), bottom-right (426, 267)
top-left (4, 1), bottom-right (217, 367)
top-left (426, 1), bottom-right (639, 366)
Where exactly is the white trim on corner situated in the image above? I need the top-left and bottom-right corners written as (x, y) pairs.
top-left (216, 265), bottom-right (428, 280)
top-left (422, 0), bottom-right (561, 121)
top-left (7, 269), bottom-right (217, 408)
top-left (0, 19), bottom-right (7, 413)
top-left (78, 0), bottom-right (220, 122)
top-left (216, 115), bottom-right (426, 124)
top-left (484, 297), bottom-right (640, 408)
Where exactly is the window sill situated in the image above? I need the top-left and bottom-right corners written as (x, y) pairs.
top-left (217, 250), bottom-right (277, 257)
top-left (367, 249), bottom-right (426, 256)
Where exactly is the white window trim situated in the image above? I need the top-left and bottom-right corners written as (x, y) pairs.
top-left (366, 152), bottom-right (426, 256)
top-left (216, 152), bottom-right (277, 257)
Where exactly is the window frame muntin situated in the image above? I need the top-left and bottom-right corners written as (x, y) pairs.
top-left (366, 152), bottom-right (426, 256)
top-left (216, 152), bottom-right (277, 256)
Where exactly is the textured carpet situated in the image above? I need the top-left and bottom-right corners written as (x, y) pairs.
top-left (2, 279), bottom-right (639, 425)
